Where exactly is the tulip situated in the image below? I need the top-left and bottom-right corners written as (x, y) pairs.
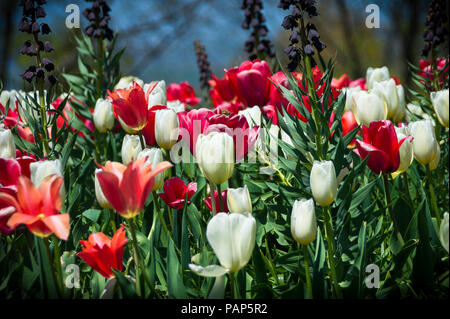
top-left (0, 188), bottom-right (16, 235)
top-left (167, 100), bottom-right (185, 113)
top-left (137, 148), bottom-right (164, 191)
top-left (291, 199), bottom-right (317, 245)
top-left (178, 108), bottom-right (215, 155)
top-left (154, 109), bottom-right (179, 150)
top-left (206, 212), bottom-right (256, 273)
top-left (167, 81), bottom-right (201, 107)
top-left (238, 105), bottom-right (262, 128)
top-left (355, 121), bottom-right (411, 174)
top-left (2, 175), bottom-right (70, 240)
top-left (96, 159), bottom-right (172, 218)
top-left (342, 86), bottom-right (361, 112)
top-left (429, 142), bottom-right (440, 171)
top-left (121, 135), bottom-right (142, 165)
top-left (352, 91), bottom-right (387, 127)
top-left (196, 132), bottom-right (235, 185)
top-left (430, 89), bottom-right (449, 128)
top-left (142, 105), bottom-right (167, 147)
top-left (392, 126), bottom-right (414, 177)
top-left (371, 79), bottom-right (400, 121)
top-left (1, 90), bottom-right (18, 111)
top-left (145, 80), bottom-right (167, 108)
top-left (114, 76), bottom-right (144, 90)
top-left (0, 158), bottom-right (21, 187)
top-left (392, 85), bottom-right (406, 123)
top-left (227, 185), bottom-right (252, 214)
top-left (0, 129), bottom-right (16, 159)
top-left (204, 189), bottom-right (228, 213)
top-left (158, 177), bottom-right (197, 210)
top-left (440, 213), bottom-right (449, 253)
top-left (310, 160), bottom-right (337, 207)
top-left (93, 98), bottom-right (114, 132)
top-left (408, 120), bottom-right (439, 166)
top-left (366, 66), bottom-right (390, 90)
top-left (30, 159), bottom-right (65, 199)
top-left (77, 225), bottom-right (128, 278)
top-left (95, 169), bottom-right (112, 209)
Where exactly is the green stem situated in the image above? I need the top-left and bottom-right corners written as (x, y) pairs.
top-left (323, 206), bottom-right (342, 299)
top-left (302, 244), bottom-right (313, 299)
top-left (209, 182), bottom-right (217, 215)
top-left (426, 166), bottom-right (441, 223)
top-left (151, 192), bottom-right (170, 238)
top-left (402, 172), bottom-right (413, 206)
top-left (43, 237), bottom-right (61, 297)
top-left (138, 130), bottom-right (146, 150)
top-left (96, 37), bottom-right (104, 99)
top-left (168, 207), bottom-right (174, 233)
top-left (38, 79), bottom-right (50, 157)
top-left (382, 174), bottom-right (405, 246)
top-left (128, 218), bottom-right (142, 297)
top-left (229, 272), bottom-right (237, 299)
top-left (51, 235), bottom-right (64, 297)
top-left (216, 184), bottom-right (225, 212)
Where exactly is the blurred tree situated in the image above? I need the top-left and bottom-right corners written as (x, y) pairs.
top-left (0, 0), bottom-right (18, 87)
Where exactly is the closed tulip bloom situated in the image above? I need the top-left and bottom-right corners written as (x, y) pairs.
top-left (430, 89), bottom-right (449, 128)
top-left (77, 225), bottom-right (128, 278)
top-left (121, 135), bottom-right (142, 165)
top-left (366, 66), bottom-right (390, 90)
top-left (1, 90), bottom-right (18, 111)
top-left (95, 169), bottom-right (112, 209)
top-left (429, 142), bottom-right (440, 171)
top-left (371, 79), bottom-right (401, 121)
top-left (238, 105), bottom-right (262, 128)
top-left (409, 120), bottom-right (438, 166)
top-left (196, 132), bottom-right (234, 185)
top-left (93, 98), bottom-right (114, 132)
top-left (206, 212), bottom-right (256, 273)
top-left (392, 126), bottom-right (414, 176)
top-left (145, 80), bottom-right (167, 108)
top-left (291, 199), bottom-right (317, 245)
top-left (227, 185), bottom-right (252, 214)
top-left (114, 76), bottom-right (144, 90)
top-left (440, 213), bottom-right (449, 253)
top-left (2, 175), bottom-right (70, 240)
top-left (0, 129), bottom-right (16, 159)
top-left (352, 91), bottom-right (387, 127)
top-left (137, 148), bottom-right (164, 191)
top-left (96, 159), bottom-right (172, 218)
top-left (158, 177), bottom-right (197, 210)
top-left (342, 86), bottom-right (361, 112)
top-left (310, 160), bottom-right (337, 207)
top-left (155, 109), bottom-right (179, 150)
top-left (392, 85), bottom-right (406, 123)
top-left (30, 159), bottom-right (65, 199)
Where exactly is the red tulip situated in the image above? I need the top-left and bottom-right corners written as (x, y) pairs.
top-left (0, 158), bottom-right (21, 188)
top-left (331, 73), bottom-right (351, 90)
top-left (214, 101), bottom-right (244, 116)
top-left (348, 77), bottom-right (367, 90)
top-left (178, 108), bottom-right (215, 155)
top-left (329, 110), bottom-right (359, 148)
top-left (158, 177), bottom-right (197, 210)
top-left (209, 73), bottom-right (237, 106)
top-left (96, 158), bottom-right (173, 218)
top-left (142, 104), bottom-right (167, 147)
top-left (203, 189), bottom-right (228, 213)
top-left (77, 224), bottom-right (128, 278)
top-left (268, 71), bottom-right (290, 111)
top-left (354, 120), bottom-right (412, 174)
top-left (0, 103), bottom-right (35, 143)
top-left (1, 175), bottom-right (70, 240)
top-left (108, 81), bottom-right (155, 132)
top-left (167, 81), bottom-right (201, 107)
top-left (0, 188), bottom-right (16, 235)
top-left (52, 96), bottom-right (94, 139)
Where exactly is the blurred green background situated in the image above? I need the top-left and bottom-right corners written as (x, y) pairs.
top-left (1, 0), bottom-right (448, 92)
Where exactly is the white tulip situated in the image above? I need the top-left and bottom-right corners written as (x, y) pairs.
top-left (430, 89), bottom-right (449, 128)
top-left (366, 66), bottom-right (390, 90)
top-left (206, 212), bottom-right (256, 273)
top-left (429, 142), bottom-right (440, 171)
top-left (93, 98), bottom-right (114, 132)
top-left (341, 86), bottom-right (361, 112)
top-left (371, 79), bottom-right (399, 120)
top-left (0, 129), bottom-right (16, 159)
top-left (95, 168), bottom-right (112, 209)
top-left (227, 185), bottom-right (252, 214)
top-left (196, 132), bottom-right (234, 185)
top-left (30, 159), bottom-right (65, 198)
top-left (310, 160), bottom-right (337, 207)
top-left (393, 85), bottom-right (406, 123)
top-left (114, 76), bottom-right (144, 90)
top-left (155, 109), bottom-right (179, 150)
top-left (1, 90), bottom-right (18, 111)
top-left (137, 148), bottom-right (164, 190)
top-left (440, 213), bottom-right (449, 253)
top-left (393, 127), bottom-right (414, 176)
top-left (145, 80), bottom-right (167, 108)
top-left (352, 91), bottom-right (387, 127)
top-left (167, 100), bottom-right (185, 113)
top-left (409, 120), bottom-right (438, 166)
top-left (239, 105), bottom-right (262, 128)
top-left (291, 199), bottom-right (317, 245)
top-left (121, 135), bottom-right (142, 165)
top-left (406, 103), bottom-right (433, 122)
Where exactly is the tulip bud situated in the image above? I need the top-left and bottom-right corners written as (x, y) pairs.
top-left (310, 160), bottom-right (337, 207)
top-left (121, 135), bottom-right (142, 165)
top-left (430, 89), bottom-right (449, 128)
top-left (95, 168), bottom-right (112, 209)
top-left (196, 132), bottom-right (235, 185)
top-left (409, 120), bottom-right (438, 166)
top-left (393, 127), bottom-right (414, 176)
top-left (440, 213), bottom-right (449, 253)
top-left (137, 148), bottom-right (164, 191)
top-left (371, 79), bottom-right (399, 120)
top-left (114, 76), bottom-right (144, 90)
top-left (429, 142), bottom-right (440, 171)
top-left (145, 80), bottom-right (167, 108)
top-left (30, 159), bottom-right (65, 198)
top-left (291, 198), bottom-right (317, 245)
top-left (93, 98), bottom-right (114, 132)
top-left (393, 85), bottom-right (406, 123)
top-left (366, 66), bottom-right (390, 90)
top-left (206, 212), bottom-right (256, 273)
top-left (352, 91), bottom-right (387, 127)
top-left (227, 185), bottom-right (252, 214)
top-left (154, 109), bottom-right (179, 150)
top-left (0, 129), bottom-right (16, 159)
top-left (342, 86), bottom-right (361, 112)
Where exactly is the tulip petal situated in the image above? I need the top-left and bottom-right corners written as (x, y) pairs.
top-left (189, 264), bottom-right (229, 277)
top-left (97, 172), bottom-right (127, 215)
top-left (42, 214), bottom-right (70, 240)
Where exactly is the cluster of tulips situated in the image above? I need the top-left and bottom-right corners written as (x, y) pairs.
top-left (1, 51), bottom-right (449, 298)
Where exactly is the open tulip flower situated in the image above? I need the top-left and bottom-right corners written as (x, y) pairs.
top-left (77, 225), bottom-right (128, 278)
top-left (158, 177), bottom-right (197, 210)
top-left (1, 175), bottom-right (70, 240)
top-left (96, 158), bottom-right (173, 218)
top-left (355, 120), bottom-right (412, 174)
